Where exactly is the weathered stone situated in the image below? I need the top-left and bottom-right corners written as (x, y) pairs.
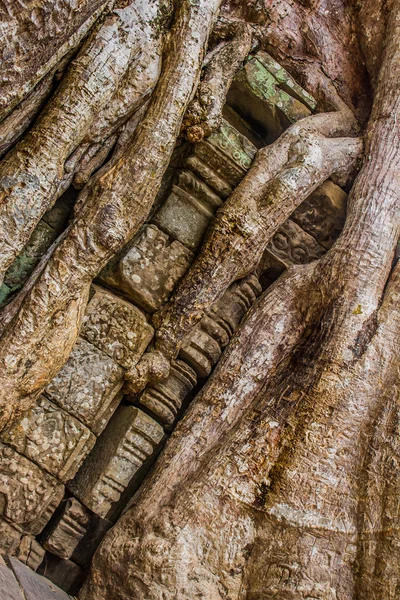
top-left (0, 444), bottom-right (64, 535)
top-left (153, 184), bottom-right (218, 250)
top-left (16, 536), bottom-right (45, 571)
top-left (267, 219), bottom-right (326, 267)
top-left (192, 140), bottom-right (246, 188)
top-left (80, 286), bottom-right (154, 369)
top-left (0, 560), bottom-right (25, 600)
top-left (4, 220), bottom-right (58, 294)
top-left (42, 498), bottom-right (91, 560)
top-left (227, 57), bottom-right (311, 144)
top-left (1, 396), bottom-right (96, 483)
top-left (0, 518), bottom-right (22, 556)
top-left (208, 120), bottom-right (257, 171)
top-left (71, 514), bottom-right (112, 568)
top-left (291, 180), bottom-right (347, 249)
top-left (137, 360), bottom-right (197, 428)
top-left (99, 225), bottom-right (194, 313)
top-left (45, 338), bottom-right (125, 435)
top-left (179, 328), bottom-right (222, 378)
top-left (69, 406), bottom-right (164, 517)
top-left (41, 187), bottom-right (77, 234)
top-left (8, 557), bottom-right (72, 600)
top-left (185, 155), bottom-right (233, 198)
top-left (37, 555), bottom-right (85, 596)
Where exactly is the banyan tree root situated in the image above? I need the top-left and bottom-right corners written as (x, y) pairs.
top-left (0, 0), bottom-right (167, 284)
top-left (80, 3), bottom-right (400, 598)
top-left (0, 0), bottom-right (224, 432)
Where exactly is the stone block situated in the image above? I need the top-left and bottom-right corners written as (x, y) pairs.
top-left (1, 396), bottom-right (96, 483)
top-left (69, 406), bottom-right (164, 517)
top-left (71, 514), bottom-right (112, 567)
top-left (179, 328), bottom-right (222, 379)
top-left (16, 536), bottom-right (45, 571)
top-left (208, 119), bottom-right (257, 171)
top-left (266, 219), bottom-right (325, 267)
top-left (80, 286), bottom-right (154, 369)
top-left (0, 561), bottom-right (25, 600)
top-left (37, 555), bottom-right (85, 596)
top-left (291, 180), bottom-right (347, 249)
top-left (42, 498), bottom-right (91, 561)
top-left (137, 360), bottom-right (197, 428)
top-left (45, 337), bottom-right (125, 435)
top-left (0, 444), bottom-right (64, 535)
top-left (0, 518), bottom-right (22, 556)
top-left (8, 557), bottom-right (72, 600)
top-left (185, 154), bottom-right (233, 198)
top-left (99, 225), bottom-right (193, 314)
top-left (192, 140), bottom-right (246, 188)
top-left (153, 184), bottom-right (217, 251)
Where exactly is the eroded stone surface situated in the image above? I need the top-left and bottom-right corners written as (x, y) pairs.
top-left (0, 443), bottom-right (64, 535)
top-left (267, 219), bottom-right (325, 266)
top-left (42, 498), bottom-right (91, 560)
top-left (0, 518), bottom-right (22, 556)
top-left (8, 557), bottom-right (72, 600)
top-left (69, 406), bottom-right (164, 517)
top-left (45, 338), bottom-right (125, 435)
top-left (137, 360), bottom-right (197, 427)
top-left (1, 396), bottom-right (96, 483)
top-left (16, 536), bottom-right (45, 571)
top-left (81, 286), bottom-right (154, 369)
top-left (0, 560), bottom-right (25, 600)
top-left (99, 225), bottom-right (194, 313)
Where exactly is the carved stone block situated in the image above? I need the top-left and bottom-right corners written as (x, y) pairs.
top-left (80, 286), bottom-right (154, 369)
top-left (137, 360), bottom-right (197, 428)
top-left (0, 443), bottom-right (64, 535)
top-left (42, 498), bottom-right (91, 560)
top-left (185, 154), bottom-right (233, 198)
top-left (192, 140), bottom-right (246, 188)
top-left (0, 518), bottom-right (22, 556)
top-left (1, 396), bottom-right (96, 483)
top-left (208, 120), bottom-right (257, 171)
top-left (16, 536), bottom-right (45, 571)
top-left (291, 180), bottom-right (347, 249)
top-left (179, 328), bottom-right (222, 378)
top-left (99, 225), bottom-right (194, 314)
top-left (266, 219), bottom-right (325, 267)
top-left (69, 406), bottom-right (164, 517)
top-left (45, 337), bottom-right (125, 435)
top-left (153, 183), bottom-right (219, 251)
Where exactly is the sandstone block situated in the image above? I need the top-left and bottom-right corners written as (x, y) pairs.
top-left (0, 561), bottom-right (25, 600)
top-left (16, 536), bottom-right (45, 571)
top-left (8, 557), bottom-right (72, 600)
top-left (69, 406), bottom-right (164, 517)
top-left (0, 518), bottom-right (22, 556)
top-left (267, 219), bottom-right (325, 267)
top-left (137, 360), bottom-right (197, 427)
top-left (0, 443), bottom-right (64, 535)
top-left (45, 337), bottom-right (125, 435)
top-left (207, 120), bottom-right (257, 171)
top-left (80, 286), bottom-right (154, 369)
top-left (99, 225), bottom-right (193, 313)
top-left (42, 498), bottom-right (91, 560)
top-left (1, 396), bottom-right (96, 483)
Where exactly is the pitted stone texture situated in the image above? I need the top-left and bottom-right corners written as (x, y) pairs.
top-left (45, 337), bottom-right (125, 435)
top-left (0, 518), bottom-right (22, 556)
top-left (99, 225), bottom-right (194, 314)
top-left (8, 557), bottom-right (72, 600)
top-left (137, 360), bottom-right (197, 428)
top-left (16, 536), bottom-right (45, 571)
top-left (0, 443), bottom-right (64, 535)
top-left (42, 498), bottom-right (91, 560)
top-left (69, 406), bottom-right (164, 517)
top-left (80, 286), bottom-right (154, 369)
top-left (267, 219), bottom-right (325, 267)
top-left (1, 396), bottom-right (95, 483)
top-left (291, 180), bottom-right (347, 249)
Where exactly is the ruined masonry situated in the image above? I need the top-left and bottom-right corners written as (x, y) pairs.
top-left (0, 52), bottom-right (347, 595)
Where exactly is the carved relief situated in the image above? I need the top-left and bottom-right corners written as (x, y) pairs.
top-left (69, 407), bottom-right (164, 517)
top-left (267, 219), bottom-right (325, 266)
top-left (81, 286), bottom-right (154, 369)
top-left (42, 498), bottom-right (91, 560)
top-left (16, 536), bottom-right (45, 571)
top-left (1, 396), bottom-right (96, 483)
top-left (0, 443), bottom-right (64, 535)
top-left (44, 338), bottom-right (125, 435)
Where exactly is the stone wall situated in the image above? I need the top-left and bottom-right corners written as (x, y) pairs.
top-left (0, 52), bottom-right (346, 595)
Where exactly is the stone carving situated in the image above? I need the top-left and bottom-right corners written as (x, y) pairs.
top-left (16, 536), bottom-right (45, 571)
top-left (1, 396), bottom-right (96, 483)
top-left (267, 219), bottom-right (325, 266)
top-left (69, 406), bottom-right (164, 517)
top-left (0, 518), bottom-right (22, 556)
top-left (44, 338), bottom-right (125, 435)
top-left (137, 360), bottom-right (197, 428)
top-left (208, 120), bottom-right (257, 170)
top-left (0, 443), bottom-right (64, 535)
top-left (99, 225), bottom-right (194, 313)
top-left (185, 154), bottom-right (233, 198)
top-left (192, 140), bottom-right (246, 188)
top-left (180, 275), bottom-right (262, 377)
top-left (80, 286), bottom-right (154, 369)
top-left (291, 180), bottom-right (347, 249)
top-left (42, 498), bottom-right (91, 560)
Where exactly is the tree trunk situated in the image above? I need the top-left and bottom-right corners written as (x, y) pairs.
top-left (0, 0), bottom-right (398, 598)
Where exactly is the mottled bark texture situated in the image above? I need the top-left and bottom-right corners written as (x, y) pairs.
top-left (80, 2), bottom-right (400, 600)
